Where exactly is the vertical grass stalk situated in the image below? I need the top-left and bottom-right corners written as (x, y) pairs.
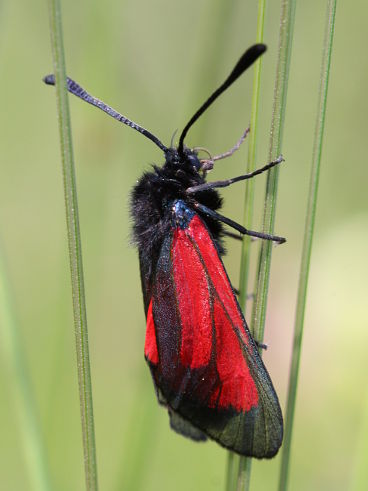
top-left (234, 1), bottom-right (296, 490)
top-left (278, 2), bottom-right (337, 490)
top-left (251, 0), bottom-right (296, 346)
top-left (229, 2), bottom-right (267, 491)
top-left (238, 1), bottom-right (266, 314)
top-left (47, 1), bottom-right (98, 489)
top-left (0, 249), bottom-right (51, 491)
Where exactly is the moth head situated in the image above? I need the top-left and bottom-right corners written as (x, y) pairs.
top-left (164, 146), bottom-right (201, 173)
top-left (182, 148), bottom-right (202, 172)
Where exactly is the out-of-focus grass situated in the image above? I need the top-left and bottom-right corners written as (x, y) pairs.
top-left (0, 248), bottom-right (51, 490)
top-left (0, 0), bottom-right (367, 490)
top-left (351, 390), bottom-right (368, 491)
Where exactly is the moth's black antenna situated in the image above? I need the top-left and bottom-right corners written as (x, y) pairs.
top-left (43, 75), bottom-right (168, 153)
top-left (178, 44), bottom-right (266, 155)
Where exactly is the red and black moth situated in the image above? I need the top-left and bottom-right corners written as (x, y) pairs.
top-left (44, 44), bottom-right (284, 458)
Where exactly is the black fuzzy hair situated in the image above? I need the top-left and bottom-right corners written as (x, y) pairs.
top-left (130, 147), bottom-right (224, 312)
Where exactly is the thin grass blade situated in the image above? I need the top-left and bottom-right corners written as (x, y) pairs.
top-left (236, 1), bottom-right (296, 489)
top-left (251, 0), bottom-right (296, 346)
top-left (231, 1), bottom-right (267, 490)
top-left (46, 1), bottom-right (98, 489)
top-left (278, 2), bottom-right (337, 490)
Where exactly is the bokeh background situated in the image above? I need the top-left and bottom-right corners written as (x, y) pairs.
top-left (1, 1), bottom-right (367, 490)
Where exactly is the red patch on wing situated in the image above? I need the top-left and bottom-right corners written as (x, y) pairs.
top-left (208, 299), bottom-right (258, 412)
top-left (171, 215), bottom-right (258, 412)
top-left (145, 300), bottom-right (159, 364)
top-left (188, 216), bottom-right (252, 350)
top-left (172, 229), bottom-right (213, 368)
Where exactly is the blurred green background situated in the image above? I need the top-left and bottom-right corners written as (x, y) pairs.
top-left (0, 0), bottom-right (367, 490)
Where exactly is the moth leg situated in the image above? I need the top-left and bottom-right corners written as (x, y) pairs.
top-left (213, 127), bottom-right (250, 161)
top-left (193, 202), bottom-right (286, 244)
top-left (223, 231), bottom-right (258, 243)
top-left (200, 127), bottom-right (250, 170)
top-left (223, 230), bottom-right (242, 241)
top-left (255, 340), bottom-right (268, 350)
top-left (187, 155), bottom-right (284, 194)
top-left (232, 288), bottom-right (254, 301)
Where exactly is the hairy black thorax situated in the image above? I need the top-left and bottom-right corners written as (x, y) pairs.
top-left (131, 147), bottom-right (223, 250)
top-left (130, 146), bottom-right (224, 308)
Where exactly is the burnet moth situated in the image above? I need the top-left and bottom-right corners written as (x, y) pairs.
top-left (44, 43), bottom-right (284, 458)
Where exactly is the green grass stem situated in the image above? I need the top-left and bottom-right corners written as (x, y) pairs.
top-left (0, 249), bottom-right (51, 491)
top-left (234, 2), bottom-right (296, 489)
top-left (251, 0), bottom-right (296, 346)
top-left (238, 0), bottom-right (266, 314)
top-left (230, 2), bottom-right (267, 490)
top-left (225, 451), bottom-right (238, 491)
top-left (278, 2), bottom-right (337, 489)
top-left (47, 1), bottom-right (98, 489)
